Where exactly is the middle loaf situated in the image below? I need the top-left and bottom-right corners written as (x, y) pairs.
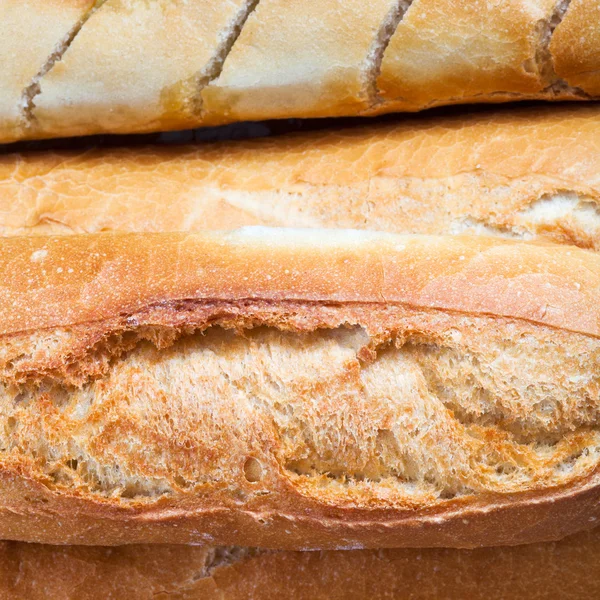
top-left (1, 104), bottom-right (599, 251)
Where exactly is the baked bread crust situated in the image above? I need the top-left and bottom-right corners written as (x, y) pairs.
top-left (2, 2), bottom-right (600, 142)
top-left (30, 0), bottom-right (253, 139)
top-left (3, 229), bottom-right (599, 336)
top-left (0, 0), bottom-right (96, 142)
top-left (376, 0), bottom-right (583, 111)
top-left (1, 105), bottom-right (600, 250)
top-left (1, 229), bottom-right (600, 548)
top-left (200, 0), bottom-right (400, 123)
top-left (2, 529), bottom-right (600, 599)
top-left (550, 0), bottom-right (600, 96)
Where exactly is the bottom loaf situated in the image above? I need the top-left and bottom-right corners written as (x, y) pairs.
top-left (1, 528), bottom-right (599, 600)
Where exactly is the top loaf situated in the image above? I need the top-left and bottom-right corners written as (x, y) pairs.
top-left (1, 0), bottom-right (600, 143)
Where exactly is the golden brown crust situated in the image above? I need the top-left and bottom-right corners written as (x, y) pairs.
top-left (2, 474), bottom-right (600, 549)
top-left (550, 0), bottom-right (600, 95)
top-left (2, 105), bottom-right (600, 250)
top-left (2, 529), bottom-right (600, 599)
top-left (2, 229), bottom-right (599, 337)
top-left (0, 543), bottom-right (217, 599)
top-left (1, 230), bottom-right (600, 549)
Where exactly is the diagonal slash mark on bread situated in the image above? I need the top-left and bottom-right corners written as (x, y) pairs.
top-left (18, 0), bottom-right (108, 129)
top-left (371, 0), bottom-right (593, 113)
top-left (20, 0), bottom-right (262, 135)
top-left (534, 0), bottom-right (588, 97)
top-left (194, 0), bottom-right (261, 116)
top-left (535, 0), bottom-right (572, 86)
top-left (363, 1), bottom-right (415, 106)
top-left (5, 0), bottom-right (594, 140)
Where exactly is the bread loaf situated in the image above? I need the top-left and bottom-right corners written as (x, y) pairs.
top-left (3, 1), bottom-right (600, 142)
top-left (2, 528), bottom-right (600, 599)
top-left (2, 105), bottom-right (599, 250)
top-left (1, 228), bottom-right (599, 548)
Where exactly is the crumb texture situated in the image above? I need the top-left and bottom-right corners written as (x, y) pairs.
top-left (1, 303), bottom-right (599, 512)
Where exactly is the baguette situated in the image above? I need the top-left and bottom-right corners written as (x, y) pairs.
top-left (1, 228), bottom-right (600, 548)
top-left (2, 105), bottom-right (600, 250)
top-left (3, 1), bottom-right (600, 142)
top-left (2, 528), bottom-right (600, 599)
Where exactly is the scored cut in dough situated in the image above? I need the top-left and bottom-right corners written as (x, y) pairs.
top-left (377, 0), bottom-right (570, 110)
top-left (32, 0), bottom-right (256, 138)
top-left (0, 0), bottom-right (96, 142)
top-left (550, 0), bottom-right (600, 96)
top-left (202, 0), bottom-right (401, 123)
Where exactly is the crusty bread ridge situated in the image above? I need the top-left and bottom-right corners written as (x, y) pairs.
top-left (2, 105), bottom-right (599, 250)
top-left (2, 528), bottom-right (600, 599)
top-left (1, 228), bottom-right (600, 548)
top-left (3, 1), bottom-right (600, 142)
top-left (550, 0), bottom-right (600, 96)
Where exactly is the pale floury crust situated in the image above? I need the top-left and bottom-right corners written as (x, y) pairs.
top-left (376, 0), bottom-right (577, 110)
top-left (200, 0), bottom-right (400, 122)
top-left (31, 0), bottom-right (254, 138)
top-left (0, 229), bottom-right (599, 548)
top-left (0, 0), bottom-right (95, 140)
top-left (2, 1), bottom-right (600, 141)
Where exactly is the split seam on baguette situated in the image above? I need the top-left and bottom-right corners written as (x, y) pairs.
top-left (536, 0), bottom-right (587, 97)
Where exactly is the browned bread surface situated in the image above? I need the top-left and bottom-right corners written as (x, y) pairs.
top-left (0, 229), bottom-right (599, 548)
top-left (1, 105), bottom-right (600, 250)
top-left (2, 528), bottom-right (600, 599)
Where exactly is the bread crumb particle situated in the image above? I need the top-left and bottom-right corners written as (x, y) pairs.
top-left (30, 249), bottom-right (48, 262)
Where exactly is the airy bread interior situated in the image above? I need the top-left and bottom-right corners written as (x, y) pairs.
top-left (2, 301), bottom-right (598, 510)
